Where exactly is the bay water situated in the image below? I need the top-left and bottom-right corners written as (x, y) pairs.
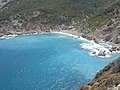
top-left (0, 33), bottom-right (119, 90)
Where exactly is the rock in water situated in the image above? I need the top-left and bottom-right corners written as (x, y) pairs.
top-left (98, 52), bottom-right (106, 56)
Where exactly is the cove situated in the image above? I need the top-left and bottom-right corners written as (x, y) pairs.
top-left (0, 33), bottom-right (119, 90)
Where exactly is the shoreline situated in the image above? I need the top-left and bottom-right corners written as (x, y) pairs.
top-left (52, 31), bottom-right (120, 58)
top-left (0, 31), bottom-right (49, 39)
top-left (0, 30), bottom-right (120, 58)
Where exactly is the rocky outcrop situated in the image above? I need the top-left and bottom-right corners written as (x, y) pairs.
top-left (80, 57), bottom-right (120, 90)
top-left (110, 46), bottom-right (120, 52)
top-left (114, 36), bottom-right (120, 44)
top-left (98, 52), bottom-right (106, 56)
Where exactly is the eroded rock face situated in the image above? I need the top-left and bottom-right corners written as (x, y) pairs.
top-left (80, 57), bottom-right (120, 90)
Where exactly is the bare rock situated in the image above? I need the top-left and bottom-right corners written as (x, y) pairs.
top-left (93, 52), bottom-right (96, 54)
top-left (111, 46), bottom-right (120, 51)
top-left (98, 52), bottom-right (106, 56)
top-left (107, 19), bottom-right (114, 27)
top-left (104, 35), bottom-right (112, 41)
top-left (93, 38), bottom-right (99, 43)
top-left (114, 37), bottom-right (120, 44)
top-left (111, 47), bottom-right (118, 51)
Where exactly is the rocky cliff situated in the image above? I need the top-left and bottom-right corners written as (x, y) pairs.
top-left (80, 57), bottom-right (120, 90)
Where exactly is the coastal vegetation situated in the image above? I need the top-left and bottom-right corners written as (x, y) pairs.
top-left (88, 0), bottom-right (120, 27)
top-left (0, 0), bottom-right (114, 25)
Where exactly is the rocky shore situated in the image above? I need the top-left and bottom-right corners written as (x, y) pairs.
top-left (0, 25), bottom-right (61, 37)
top-left (59, 30), bottom-right (120, 57)
top-left (79, 57), bottom-right (120, 90)
top-left (0, 28), bottom-right (120, 57)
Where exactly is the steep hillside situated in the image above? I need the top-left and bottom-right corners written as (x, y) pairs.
top-left (88, 0), bottom-right (120, 27)
top-left (78, 0), bottom-right (120, 46)
top-left (80, 57), bottom-right (120, 90)
top-left (0, 0), bottom-right (111, 25)
top-left (0, 0), bottom-right (119, 44)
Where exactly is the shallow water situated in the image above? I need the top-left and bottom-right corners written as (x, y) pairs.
top-left (0, 33), bottom-right (119, 90)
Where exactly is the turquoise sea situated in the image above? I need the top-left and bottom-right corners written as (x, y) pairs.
top-left (0, 33), bottom-right (119, 90)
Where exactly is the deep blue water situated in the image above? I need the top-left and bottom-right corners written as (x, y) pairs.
top-left (0, 33), bottom-right (119, 90)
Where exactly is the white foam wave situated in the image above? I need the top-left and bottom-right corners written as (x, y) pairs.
top-left (52, 31), bottom-right (113, 58)
top-left (79, 41), bottom-right (120, 58)
top-left (0, 34), bottom-right (18, 39)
